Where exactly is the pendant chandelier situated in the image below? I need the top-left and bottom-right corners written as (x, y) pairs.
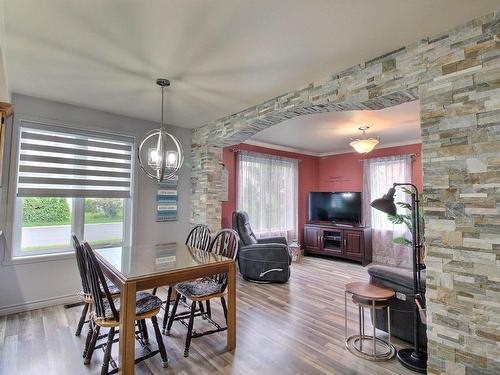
top-left (138, 78), bottom-right (184, 182)
top-left (349, 126), bottom-right (379, 154)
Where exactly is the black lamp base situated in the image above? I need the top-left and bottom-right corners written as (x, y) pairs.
top-left (397, 348), bottom-right (427, 373)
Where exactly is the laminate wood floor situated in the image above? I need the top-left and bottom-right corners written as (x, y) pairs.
top-left (0, 256), bottom-right (415, 375)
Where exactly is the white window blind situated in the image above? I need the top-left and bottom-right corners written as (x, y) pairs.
top-left (17, 121), bottom-right (134, 198)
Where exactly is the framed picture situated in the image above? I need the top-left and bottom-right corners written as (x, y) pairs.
top-left (0, 102), bottom-right (14, 188)
top-left (156, 175), bottom-right (178, 221)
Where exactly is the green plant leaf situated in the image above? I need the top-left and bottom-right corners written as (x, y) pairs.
top-left (385, 188), bottom-right (426, 249)
top-left (396, 202), bottom-right (411, 210)
top-left (401, 187), bottom-right (413, 195)
top-left (388, 214), bottom-right (404, 224)
top-left (393, 236), bottom-right (412, 247)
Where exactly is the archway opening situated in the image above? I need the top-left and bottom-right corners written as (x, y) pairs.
top-left (220, 99), bottom-right (422, 265)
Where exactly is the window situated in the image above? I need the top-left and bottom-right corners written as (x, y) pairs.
top-left (362, 154), bottom-right (412, 266)
top-left (363, 155), bottom-right (411, 230)
top-left (237, 150), bottom-right (298, 242)
top-left (12, 121), bottom-right (134, 257)
top-left (84, 198), bottom-right (125, 248)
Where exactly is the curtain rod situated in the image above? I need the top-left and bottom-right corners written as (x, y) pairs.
top-left (230, 146), bottom-right (417, 163)
top-left (359, 152), bottom-right (419, 162)
top-left (232, 147), bottom-right (303, 162)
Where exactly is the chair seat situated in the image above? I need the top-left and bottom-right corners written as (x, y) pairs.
top-left (175, 278), bottom-right (223, 299)
top-left (104, 278), bottom-right (120, 294)
top-left (108, 291), bottom-right (162, 317)
top-left (92, 292), bottom-right (162, 327)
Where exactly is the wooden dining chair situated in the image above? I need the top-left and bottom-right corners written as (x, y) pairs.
top-left (165, 229), bottom-right (239, 357)
top-left (82, 242), bottom-right (169, 374)
top-left (73, 235), bottom-right (151, 359)
top-left (157, 224), bottom-right (211, 332)
top-left (73, 235), bottom-right (124, 356)
top-left (74, 234), bottom-right (95, 337)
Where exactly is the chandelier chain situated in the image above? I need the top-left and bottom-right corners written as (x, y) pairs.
top-left (161, 86), bottom-right (165, 130)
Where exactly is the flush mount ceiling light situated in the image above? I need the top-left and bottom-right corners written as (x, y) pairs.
top-left (138, 78), bottom-right (184, 182)
top-left (349, 126), bottom-right (380, 153)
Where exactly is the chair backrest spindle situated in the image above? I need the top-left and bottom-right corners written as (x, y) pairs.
top-left (82, 242), bottom-right (119, 321)
top-left (185, 224), bottom-right (211, 251)
top-left (72, 234), bottom-right (91, 295)
top-left (209, 229), bottom-right (239, 291)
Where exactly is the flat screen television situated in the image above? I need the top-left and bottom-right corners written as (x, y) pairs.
top-left (308, 192), bottom-right (362, 225)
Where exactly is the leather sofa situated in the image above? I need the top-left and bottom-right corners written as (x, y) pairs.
top-left (232, 211), bottom-right (291, 283)
top-left (368, 264), bottom-right (427, 348)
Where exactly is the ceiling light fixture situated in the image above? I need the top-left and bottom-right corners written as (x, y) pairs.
top-left (138, 78), bottom-right (184, 182)
top-left (349, 126), bottom-right (380, 153)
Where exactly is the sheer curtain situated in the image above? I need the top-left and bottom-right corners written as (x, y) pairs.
top-left (363, 155), bottom-right (412, 267)
top-left (237, 150), bottom-right (298, 243)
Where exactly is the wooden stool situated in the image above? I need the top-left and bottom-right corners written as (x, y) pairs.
top-left (344, 282), bottom-right (395, 361)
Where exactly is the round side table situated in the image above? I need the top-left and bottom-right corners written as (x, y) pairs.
top-left (344, 282), bottom-right (396, 361)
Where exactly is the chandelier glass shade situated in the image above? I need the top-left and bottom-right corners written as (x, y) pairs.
top-left (349, 126), bottom-right (379, 153)
top-left (138, 79), bottom-right (184, 182)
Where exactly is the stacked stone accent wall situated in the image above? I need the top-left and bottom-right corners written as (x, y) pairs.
top-left (419, 15), bottom-right (500, 375)
top-left (191, 11), bottom-right (499, 374)
top-left (190, 144), bottom-right (223, 232)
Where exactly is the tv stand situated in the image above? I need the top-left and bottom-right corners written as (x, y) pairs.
top-left (303, 223), bottom-right (372, 266)
top-left (331, 222), bottom-right (356, 228)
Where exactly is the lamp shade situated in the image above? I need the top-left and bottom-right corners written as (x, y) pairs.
top-left (349, 138), bottom-right (379, 153)
top-left (370, 187), bottom-right (397, 215)
top-left (349, 126), bottom-right (379, 153)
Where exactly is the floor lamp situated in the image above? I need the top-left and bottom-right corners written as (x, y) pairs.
top-left (370, 183), bottom-right (427, 373)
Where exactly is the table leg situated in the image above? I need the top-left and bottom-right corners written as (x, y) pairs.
top-left (387, 306), bottom-right (391, 350)
top-left (372, 300), bottom-right (376, 356)
top-left (361, 306), bottom-right (365, 338)
top-left (344, 291), bottom-right (347, 341)
top-left (119, 282), bottom-right (137, 375)
top-left (358, 304), bottom-right (362, 351)
top-left (227, 261), bottom-right (236, 351)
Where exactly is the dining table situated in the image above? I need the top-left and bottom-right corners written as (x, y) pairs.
top-left (94, 242), bottom-right (237, 375)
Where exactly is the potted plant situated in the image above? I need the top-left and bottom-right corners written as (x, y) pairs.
top-left (387, 187), bottom-right (425, 265)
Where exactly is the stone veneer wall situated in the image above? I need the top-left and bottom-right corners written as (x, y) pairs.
top-left (191, 11), bottom-right (499, 374)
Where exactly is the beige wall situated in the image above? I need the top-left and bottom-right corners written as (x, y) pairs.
top-left (0, 0), bottom-right (10, 101)
top-left (0, 94), bottom-right (192, 314)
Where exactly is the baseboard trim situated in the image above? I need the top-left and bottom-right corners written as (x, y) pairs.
top-left (0, 293), bottom-right (80, 316)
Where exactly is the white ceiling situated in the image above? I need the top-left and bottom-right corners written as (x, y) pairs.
top-left (3, 1), bottom-right (498, 129)
top-left (249, 100), bottom-right (421, 155)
